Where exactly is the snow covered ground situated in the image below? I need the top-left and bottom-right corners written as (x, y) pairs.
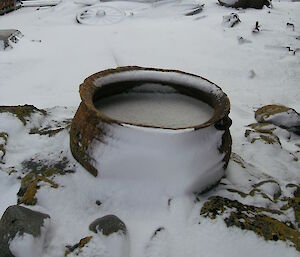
top-left (0, 0), bottom-right (300, 256)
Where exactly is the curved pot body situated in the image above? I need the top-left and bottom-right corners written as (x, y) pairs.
top-left (70, 66), bottom-right (232, 194)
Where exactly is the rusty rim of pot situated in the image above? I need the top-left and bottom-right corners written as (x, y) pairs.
top-left (79, 66), bottom-right (230, 131)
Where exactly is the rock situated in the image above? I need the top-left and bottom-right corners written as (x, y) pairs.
top-left (89, 215), bottom-right (126, 236)
top-left (245, 129), bottom-right (281, 145)
top-left (0, 205), bottom-right (50, 257)
top-left (223, 13), bottom-right (241, 27)
top-left (0, 105), bottom-right (46, 126)
top-left (218, 0), bottom-right (271, 9)
top-left (185, 4), bottom-right (204, 16)
top-left (281, 184), bottom-right (300, 228)
top-left (201, 196), bottom-right (300, 251)
top-left (255, 105), bottom-right (300, 135)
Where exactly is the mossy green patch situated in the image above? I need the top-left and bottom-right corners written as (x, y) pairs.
top-left (0, 105), bottom-right (47, 126)
top-left (230, 152), bottom-right (246, 168)
top-left (201, 196), bottom-right (300, 251)
top-left (29, 119), bottom-right (72, 137)
top-left (245, 129), bottom-right (281, 145)
top-left (18, 174), bottom-right (58, 205)
top-left (17, 158), bottom-right (73, 205)
top-left (248, 122), bottom-right (276, 134)
top-left (65, 236), bottom-right (93, 256)
top-left (281, 184), bottom-right (300, 228)
top-left (0, 132), bottom-right (8, 162)
top-left (227, 188), bottom-right (248, 198)
top-left (255, 105), bottom-right (290, 122)
top-left (253, 180), bottom-right (281, 200)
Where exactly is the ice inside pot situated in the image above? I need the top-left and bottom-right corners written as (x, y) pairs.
top-left (94, 83), bottom-right (214, 128)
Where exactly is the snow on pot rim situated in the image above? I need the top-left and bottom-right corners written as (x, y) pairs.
top-left (70, 66), bottom-right (232, 194)
top-left (79, 66), bottom-right (230, 130)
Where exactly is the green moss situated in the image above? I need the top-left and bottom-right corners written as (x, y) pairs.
top-left (227, 188), bottom-right (248, 198)
top-left (65, 236), bottom-right (93, 256)
top-left (255, 105), bottom-right (290, 122)
top-left (253, 180), bottom-right (281, 200)
top-left (201, 196), bottom-right (300, 250)
top-left (281, 184), bottom-right (300, 228)
top-left (17, 158), bottom-right (72, 205)
top-left (245, 129), bottom-right (281, 145)
top-left (29, 119), bottom-right (72, 137)
top-left (18, 174), bottom-right (58, 205)
top-left (0, 105), bottom-right (47, 126)
top-left (248, 122), bottom-right (276, 134)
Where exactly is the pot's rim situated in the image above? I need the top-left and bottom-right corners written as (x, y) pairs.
top-left (79, 66), bottom-right (230, 131)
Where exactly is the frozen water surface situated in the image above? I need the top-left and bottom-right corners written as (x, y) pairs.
top-left (95, 83), bottom-right (213, 128)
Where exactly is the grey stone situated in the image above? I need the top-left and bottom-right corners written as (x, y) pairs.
top-left (218, 0), bottom-right (271, 9)
top-left (223, 13), bottom-right (241, 28)
top-left (0, 205), bottom-right (50, 257)
top-left (89, 215), bottom-right (126, 236)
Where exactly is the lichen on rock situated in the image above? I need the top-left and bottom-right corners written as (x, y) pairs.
top-left (0, 105), bottom-right (47, 126)
top-left (248, 122), bottom-right (277, 134)
top-left (29, 118), bottom-right (72, 137)
top-left (201, 196), bottom-right (300, 251)
top-left (17, 158), bottom-right (73, 205)
top-left (281, 184), bottom-right (300, 228)
top-left (255, 104), bottom-right (300, 135)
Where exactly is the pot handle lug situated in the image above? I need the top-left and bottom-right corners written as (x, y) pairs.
top-left (214, 116), bottom-right (232, 130)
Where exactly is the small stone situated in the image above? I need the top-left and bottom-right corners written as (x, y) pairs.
top-left (218, 0), bottom-right (271, 9)
top-left (0, 205), bottom-right (50, 257)
top-left (223, 13), bottom-right (241, 28)
top-left (89, 215), bottom-right (126, 236)
top-left (255, 104), bottom-right (300, 135)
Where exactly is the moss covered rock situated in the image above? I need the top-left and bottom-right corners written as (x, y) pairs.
top-left (281, 184), bottom-right (300, 228)
top-left (255, 105), bottom-right (300, 135)
top-left (218, 0), bottom-right (271, 9)
top-left (201, 196), bottom-right (300, 251)
top-left (89, 215), bottom-right (127, 236)
top-left (0, 105), bottom-right (46, 126)
top-left (245, 129), bottom-right (281, 145)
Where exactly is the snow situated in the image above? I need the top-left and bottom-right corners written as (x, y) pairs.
top-left (0, 0), bottom-right (300, 256)
top-left (95, 84), bottom-right (214, 128)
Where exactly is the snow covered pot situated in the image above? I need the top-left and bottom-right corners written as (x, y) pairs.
top-left (70, 67), bottom-right (232, 194)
